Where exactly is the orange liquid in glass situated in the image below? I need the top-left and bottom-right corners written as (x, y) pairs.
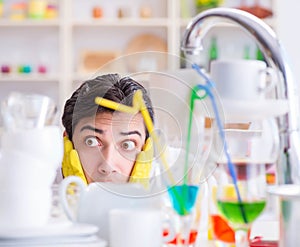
top-left (211, 215), bottom-right (235, 243)
top-left (211, 215), bottom-right (251, 243)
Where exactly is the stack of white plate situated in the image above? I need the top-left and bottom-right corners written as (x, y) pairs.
top-left (0, 221), bottom-right (106, 247)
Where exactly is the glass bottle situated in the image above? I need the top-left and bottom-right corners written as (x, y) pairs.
top-left (208, 36), bottom-right (218, 71)
top-left (28, 0), bottom-right (47, 19)
top-left (256, 46), bottom-right (265, 61)
top-left (244, 45), bottom-right (251, 60)
top-left (0, 0), bottom-right (4, 18)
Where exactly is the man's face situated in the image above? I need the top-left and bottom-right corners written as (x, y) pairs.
top-left (72, 112), bottom-right (146, 183)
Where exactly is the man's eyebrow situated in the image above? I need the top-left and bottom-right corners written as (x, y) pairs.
top-left (80, 126), bottom-right (142, 137)
top-left (120, 131), bottom-right (142, 137)
top-left (80, 125), bottom-right (103, 134)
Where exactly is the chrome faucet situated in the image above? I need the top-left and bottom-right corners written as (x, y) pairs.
top-left (181, 7), bottom-right (300, 184)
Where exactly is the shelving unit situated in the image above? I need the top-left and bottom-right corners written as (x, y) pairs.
top-left (0, 0), bottom-right (61, 114)
top-left (0, 0), bottom-right (277, 114)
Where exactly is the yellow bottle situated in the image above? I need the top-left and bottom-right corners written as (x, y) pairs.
top-left (10, 3), bottom-right (27, 20)
top-left (28, 0), bottom-right (47, 19)
top-left (0, 1), bottom-right (3, 18)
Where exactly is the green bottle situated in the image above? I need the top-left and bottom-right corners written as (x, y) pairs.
top-left (209, 36), bottom-right (218, 70)
top-left (180, 49), bottom-right (186, 68)
top-left (244, 45), bottom-right (251, 60)
top-left (256, 46), bottom-right (265, 61)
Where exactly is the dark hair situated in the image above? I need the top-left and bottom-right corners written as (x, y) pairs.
top-left (62, 74), bottom-right (154, 141)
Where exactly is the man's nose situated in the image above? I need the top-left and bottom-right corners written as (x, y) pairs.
top-left (98, 145), bottom-right (118, 175)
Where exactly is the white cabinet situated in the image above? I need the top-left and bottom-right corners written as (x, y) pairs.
top-left (0, 0), bottom-right (277, 113)
top-left (0, 1), bottom-right (62, 110)
top-left (68, 0), bottom-right (179, 90)
top-left (0, 21), bottom-right (60, 98)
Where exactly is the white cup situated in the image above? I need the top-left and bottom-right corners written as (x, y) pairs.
top-left (59, 176), bottom-right (162, 242)
top-left (1, 126), bottom-right (63, 170)
top-left (210, 59), bottom-right (277, 100)
top-left (0, 151), bottom-right (53, 228)
top-left (0, 150), bottom-right (57, 188)
top-left (0, 187), bottom-right (52, 229)
top-left (0, 126), bottom-right (62, 229)
top-left (109, 208), bottom-right (174, 247)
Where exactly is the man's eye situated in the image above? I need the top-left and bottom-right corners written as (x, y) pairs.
top-left (121, 140), bottom-right (136, 151)
top-left (85, 137), bottom-right (99, 147)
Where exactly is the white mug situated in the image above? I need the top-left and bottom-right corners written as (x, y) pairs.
top-left (0, 187), bottom-right (52, 229)
top-left (0, 150), bottom-right (53, 228)
top-left (59, 176), bottom-right (162, 242)
top-left (109, 208), bottom-right (175, 247)
top-left (210, 59), bottom-right (277, 100)
top-left (1, 126), bottom-right (63, 170)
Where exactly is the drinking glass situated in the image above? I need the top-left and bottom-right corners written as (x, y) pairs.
top-left (216, 162), bottom-right (266, 247)
top-left (162, 148), bottom-right (205, 247)
top-left (160, 124), bottom-right (214, 247)
top-left (1, 92), bottom-right (57, 131)
top-left (213, 119), bottom-right (279, 247)
top-left (207, 176), bottom-right (235, 246)
top-left (143, 72), bottom-right (216, 246)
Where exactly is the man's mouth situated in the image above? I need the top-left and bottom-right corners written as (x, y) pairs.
top-left (91, 175), bottom-right (128, 183)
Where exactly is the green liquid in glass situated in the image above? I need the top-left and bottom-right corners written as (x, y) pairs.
top-left (168, 185), bottom-right (199, 216)
top-left (217, 200), bottom-right (266, 225)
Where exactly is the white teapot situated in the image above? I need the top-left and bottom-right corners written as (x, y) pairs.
top-left (59, 176), bottom-right (164, 241)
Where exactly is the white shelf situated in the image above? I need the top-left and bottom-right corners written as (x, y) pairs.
top-left (72, 18), bottom-right (169, 27)
top-left (0, 74), bottom-right (59, 82)
top-left (0, 19), bottom-right (60, 27)
top-left (0, 0), bottom-right (278, 111)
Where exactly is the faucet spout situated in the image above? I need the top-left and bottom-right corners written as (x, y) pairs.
top-left (181, 7), bottom-right (300, 184)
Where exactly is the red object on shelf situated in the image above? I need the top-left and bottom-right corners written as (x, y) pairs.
top-left (163, 229), bottom-right (198, 245)
top-left (237, 5), bottom-right (273, 19)
top-left (1, 65), bottom-right (11, 73)
top-left (92, 6), bottom-right (103, 18)
top-left (38, 65), bottom-right (47, 74)
top-left (250, 236), bottom-right (278, 247)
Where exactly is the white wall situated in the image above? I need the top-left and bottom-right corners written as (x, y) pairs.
top-left (277, 1), bottom-right (300, 91)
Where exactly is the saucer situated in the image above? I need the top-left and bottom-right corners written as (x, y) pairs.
top-left (221, 99), bottom-right (289, 120)
top-left (200, 98), bottom-right (289, 121)
top-left (0, 235), bottom-right (106, 246)
top-left (0, 222), bottom-right (106, 246)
